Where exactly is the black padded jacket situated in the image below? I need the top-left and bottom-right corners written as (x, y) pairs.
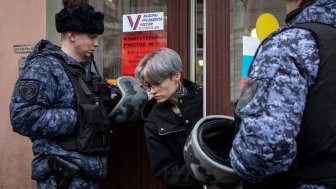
top-left (142, 79), bottom-right (203, 189)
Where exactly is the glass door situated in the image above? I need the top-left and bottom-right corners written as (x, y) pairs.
top-left (90, 0), bottom-right (167, 83)
top-left (230, 0), bottom-right (286, 100)
top-left (190, 0), bottom-right (204, 86)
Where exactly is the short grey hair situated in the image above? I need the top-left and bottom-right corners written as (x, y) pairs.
top-left (135, 48), bottom-right (182, 84)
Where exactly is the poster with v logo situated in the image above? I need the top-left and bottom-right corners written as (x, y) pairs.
top-left (123, 12), bottom-right (164, 32)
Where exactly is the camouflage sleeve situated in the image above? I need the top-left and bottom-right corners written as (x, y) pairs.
top-left (9, 56), bottom-right (77, 139)
top-left (229, 28), bottom-right (319, 182)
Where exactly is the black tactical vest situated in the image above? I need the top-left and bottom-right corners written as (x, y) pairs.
top-left (291, 23), bottom-right (336, 185)
top-left (57, 58), bottom-right (112, 155)
top-left (244, 23), bottom-right (336, 189)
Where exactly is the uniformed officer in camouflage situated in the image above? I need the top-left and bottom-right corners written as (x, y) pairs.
top-left (230, 0), bottom-right (336, 189)
top-left (10, 3), bottom-right (108, 189)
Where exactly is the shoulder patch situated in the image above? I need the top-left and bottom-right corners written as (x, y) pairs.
top-left (21, 81), bottom-right (39, 102)
top-left (236, 80), bottom-right (258, 110)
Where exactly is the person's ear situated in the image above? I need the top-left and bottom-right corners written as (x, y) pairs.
top-left (174, 72), bottom-right (181, 81)
top-left (66, 32), bottom-right (76, 42)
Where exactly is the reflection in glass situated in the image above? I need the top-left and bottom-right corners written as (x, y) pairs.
top-left (94, 0), bottom-right (167, 81)
top-left (195, 0), bottom-right (204, 86)
top-left (230, 0), bottom-right (286, 101)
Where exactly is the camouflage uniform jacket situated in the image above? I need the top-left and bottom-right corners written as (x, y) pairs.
top-left (9, 40), bottom-right (108, 181)
top-left (230, 0), bottom-right (336, 189)
top-left (142, 79), bottom-right (203, 189)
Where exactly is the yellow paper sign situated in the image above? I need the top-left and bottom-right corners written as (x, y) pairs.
top-left (256, 13), bottom-right (280, 41)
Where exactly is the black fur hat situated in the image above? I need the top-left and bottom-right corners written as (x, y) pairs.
top-left (55, 3), bottom-right (104, 34)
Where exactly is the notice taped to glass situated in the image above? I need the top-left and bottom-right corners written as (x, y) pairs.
top-left (121, 32), bottom-right (167, 76)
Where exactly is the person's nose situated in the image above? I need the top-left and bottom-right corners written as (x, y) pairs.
top-left (149, 87), bottom-right (158, 94)
top-left (94, 38), bottom-right (99, 47)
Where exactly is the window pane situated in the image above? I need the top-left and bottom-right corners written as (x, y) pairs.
top-left (195, 0), bottom-right (204, 86)
top-left (93, 0), bottom-right (167, 81)
top-left (230, 0), bottom-right (286, 101)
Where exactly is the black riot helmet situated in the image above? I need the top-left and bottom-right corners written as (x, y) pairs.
top-left (184, 115), bottom-right (241, 188)
top-left (108, 76), bottom-right (148, 124)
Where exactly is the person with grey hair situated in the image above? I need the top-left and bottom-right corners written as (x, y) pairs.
top-left (135, 48), bottom-right (203, 189)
